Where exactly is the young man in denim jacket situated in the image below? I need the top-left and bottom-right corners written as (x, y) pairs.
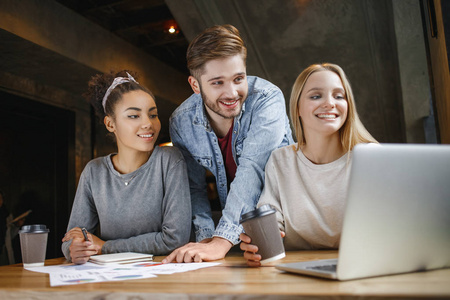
top-left (163, 24), bottom-right (293, 263)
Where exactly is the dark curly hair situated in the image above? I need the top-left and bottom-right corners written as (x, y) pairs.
top-left (83, 70), bottom-right (155, 119)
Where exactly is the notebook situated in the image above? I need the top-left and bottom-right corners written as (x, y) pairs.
top-left (276, 143), bottom-right (450, 280)
top-left (89, 252), bottom-right (153, 265)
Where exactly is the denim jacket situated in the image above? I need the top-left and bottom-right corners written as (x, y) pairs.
top-left (169, 76), bottom-right (293, 244)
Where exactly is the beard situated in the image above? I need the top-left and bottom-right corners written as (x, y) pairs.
top-left (200, 90), bottom-right (244, 120)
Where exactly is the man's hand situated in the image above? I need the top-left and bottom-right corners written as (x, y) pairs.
top-left (62, 227), bottom-right (105, 264)
top-left (240, 231), bottom-right (285, 267)
top-left (162, 237), bottom-right (233, 263)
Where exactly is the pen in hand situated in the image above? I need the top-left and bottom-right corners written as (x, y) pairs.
top-left (81, 228), bottom-right (89, 242)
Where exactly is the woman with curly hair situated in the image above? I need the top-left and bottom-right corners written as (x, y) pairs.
top-left (62, 71), bottom-right (191, 264)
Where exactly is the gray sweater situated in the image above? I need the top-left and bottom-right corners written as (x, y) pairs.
top-left (62, 146), bottom-right (191, 260)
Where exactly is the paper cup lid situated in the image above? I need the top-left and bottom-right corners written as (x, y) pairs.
top-left (239, 204), bottom-right (276, 224)
top-left (19, 224), bottom-right (49, 234)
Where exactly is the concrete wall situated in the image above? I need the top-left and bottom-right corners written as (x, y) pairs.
top-left (0, 0), bottom-right (192, 182)
top-left (168, 0), bottom-right (432, 143)
top-left (393, 0), bottom-right (430, 143)
top-left (0, 0), bottom-right (435, 177)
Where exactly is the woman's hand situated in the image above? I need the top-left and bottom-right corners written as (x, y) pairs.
top-left (62, 227), bottom-right (105, 264)
top-left (240, 231), bottom-right (285, 267)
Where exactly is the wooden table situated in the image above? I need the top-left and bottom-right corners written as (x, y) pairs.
top-left (0, 250), bottom-right (449, 299)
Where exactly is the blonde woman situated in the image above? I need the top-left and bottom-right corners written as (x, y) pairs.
top-left (240, 63), bottom-right (377, 266)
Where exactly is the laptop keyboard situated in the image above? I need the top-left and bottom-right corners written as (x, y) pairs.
top-left (306, 264), bottom-right (337, 272)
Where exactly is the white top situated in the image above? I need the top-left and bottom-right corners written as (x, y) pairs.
top-left (257, 144), bottom-right (351, 250)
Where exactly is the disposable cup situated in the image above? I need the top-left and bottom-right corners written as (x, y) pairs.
top-left (19, 224), bottom-right (49, 268)
top-left (240, 204), bottom-right (285, 264)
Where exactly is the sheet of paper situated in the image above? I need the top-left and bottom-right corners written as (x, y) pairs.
top-left (127, 262), bottom-right (221, 274)
top-left (26, 261), bottom-right (109, 274)
top-left (49, 269), bottom-right (157, 286)
top-left (26, 261), bottom-right (221, 286)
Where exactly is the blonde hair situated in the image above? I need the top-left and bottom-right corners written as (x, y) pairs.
top-left (289, 63), bottom-right (377, 152)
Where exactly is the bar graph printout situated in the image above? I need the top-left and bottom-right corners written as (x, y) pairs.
top-left (26, 261), bottom-right (221, 286)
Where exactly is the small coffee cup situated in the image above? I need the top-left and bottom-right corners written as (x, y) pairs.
top-left (240, 204), bottom-right (285, 264)
top-left (19, 224), bottom-right (49, 268)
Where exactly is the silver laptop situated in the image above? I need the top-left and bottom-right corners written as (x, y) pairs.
top-left (276, 143), bottom-right (450, 280)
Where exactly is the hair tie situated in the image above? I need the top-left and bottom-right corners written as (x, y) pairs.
top-left (102, 72), bottom-right (138, 113)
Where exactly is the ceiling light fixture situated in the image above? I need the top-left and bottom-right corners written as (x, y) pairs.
top-left (164, 20), bottom-right (179, 35)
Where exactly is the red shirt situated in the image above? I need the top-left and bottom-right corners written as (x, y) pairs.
top-left (218, 125), bottom-right (237, 185)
